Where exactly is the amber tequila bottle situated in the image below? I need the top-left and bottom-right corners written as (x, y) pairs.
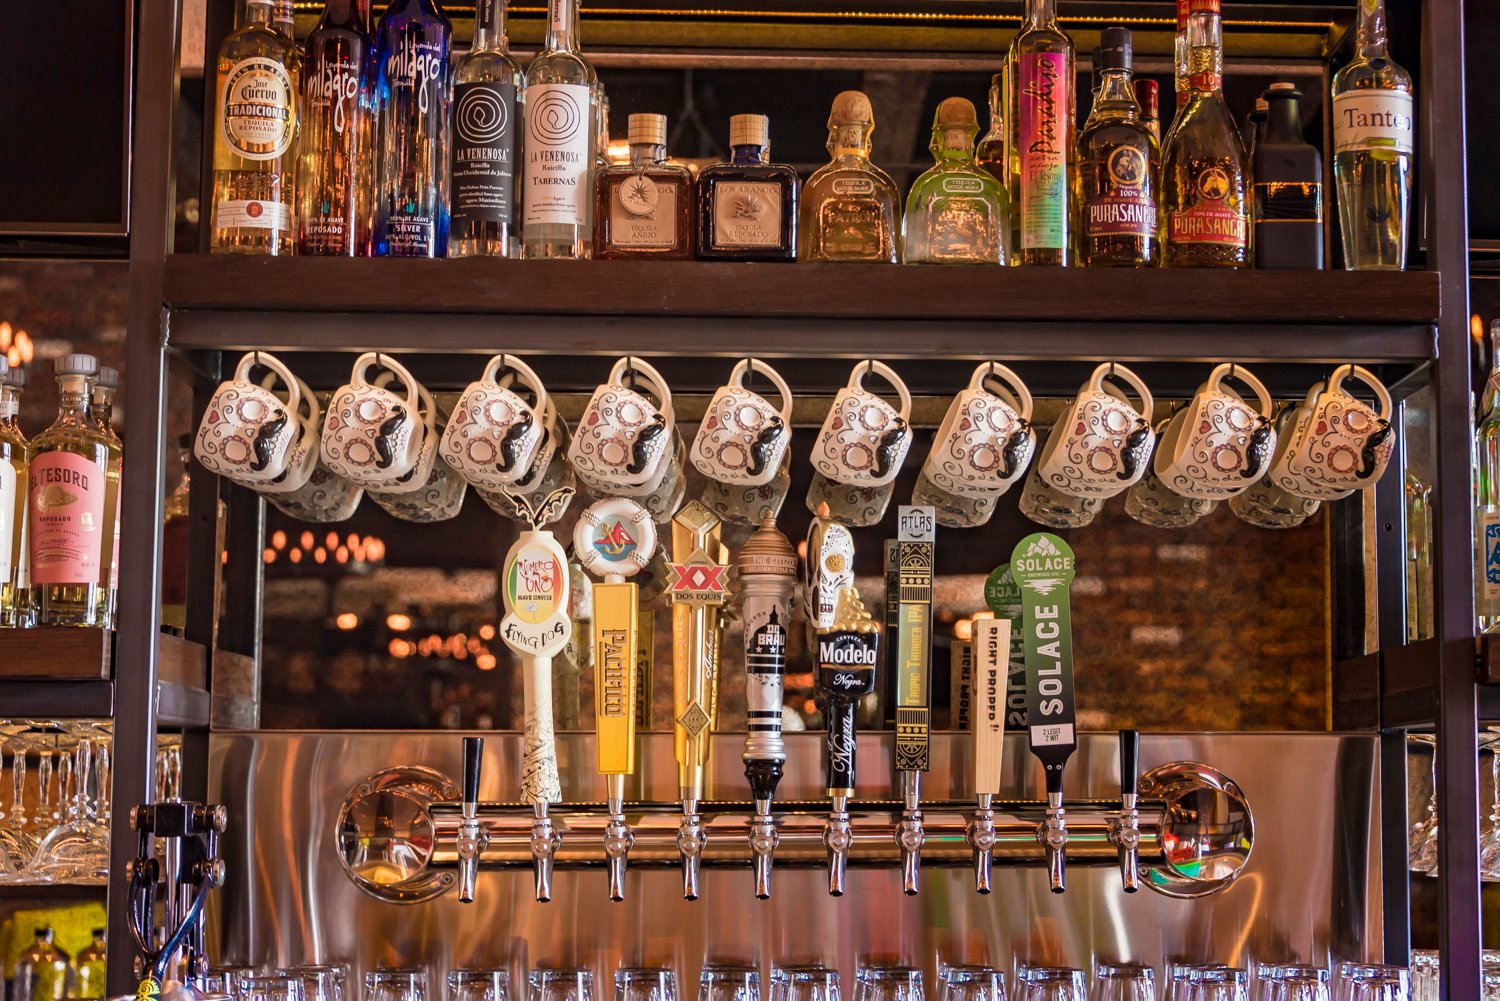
top-left (298, 0), bottom-right (377, 255)
top-left (1135, 79), bottom-right (1160, 143)
top-left (594, 113), bottom-right (694, 259)
top-left (27, 356), bottom-right (111, 628)
top-left (449, 0), bottom-right (523, 257)
top-left (210, 0), bottom-right (299, 254)
top-left (799, 91), bottom-right (900, 263)
top-left (976, 72), bottom-right (1007, 186)
top-left (1075, 28), bottom-right (1159, 266)
top-left (698, 114), bottom-right (799, 261)
top-left (902, 98), bottom-right (1009, 265)
top-left (90, 368), bottom-right (123, 629)
top-left (1162, 7), bottom-right (1248, 267)
top-left (0, 362), bottom-right (26, 628)
top-left (1006, 0), bottom-right (1074, 265)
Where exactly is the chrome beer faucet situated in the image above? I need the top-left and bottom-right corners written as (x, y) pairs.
top-left (965, 617), bottom-right (1009, 894)
top-left (1037, 780), bottom-right (1068, 893)
top-left (814, 586), bottom-right (880, 897)
top-left (896, 775), bottom-right (925, 895)
top-left (1107, 729), bottom-right (1142, 893)
top-left (456, 737), bottom-right (487, 904)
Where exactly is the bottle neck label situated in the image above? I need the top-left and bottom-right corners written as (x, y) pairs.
top-left (549, 0), bottom-right (572, 41)
top-left (1018, 51), bottom-right (1071, 251)
top-left (28, 450), bottom-right (106, 587)
top-left (522, 83), bottom-right (592, 229)
top-left (452, 81), bottom-right (518, 224)
top-left (1332, 90), bottom-right (1414, 155)
top-left (219, 56), bottom-right (296, 161)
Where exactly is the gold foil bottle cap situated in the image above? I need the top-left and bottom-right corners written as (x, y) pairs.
top-left (737, 515), bottom-right (798, 577)
top-left (730, 114), bottom-right (770, 148)
top-left (628, 113), bottom-right (668, 146)
top-left (830, 586), bottom-right (879, 634)
top-left (828, 90), bottom-right (874, 127)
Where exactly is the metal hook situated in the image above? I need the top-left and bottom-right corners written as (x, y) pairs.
top-left (624, 356), bottom-right (637, 390)
top-left (1108, 361), bottom-right (1116, 378)
top-left (744, 357), bottom-right (754, 391)
top-left (866, 358), bottom-right (876, 382)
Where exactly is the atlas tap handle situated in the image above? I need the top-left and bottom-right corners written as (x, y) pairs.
top-left (457, 736), bottom-right (486, 904)
top-left (1108, 728), bottom-right (1142, 893)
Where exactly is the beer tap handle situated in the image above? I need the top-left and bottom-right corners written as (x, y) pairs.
top-left (1110, 728), bottom-right (1141, 893)
top-left (967, 618), bottom-right (1009, 894)
top-left (814, 585), bottom-right (880, 898)
top-left (462, 737), bottom-right (483, 809)
top-left (457, 737), bottom-right (485, 904)
top-left (1120, 728), bottom-right (1139, 802)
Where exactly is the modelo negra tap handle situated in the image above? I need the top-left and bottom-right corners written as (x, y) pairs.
top-left (815, 585), bottom-right (880, 897)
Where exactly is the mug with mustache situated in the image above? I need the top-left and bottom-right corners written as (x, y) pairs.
top-left (320, 353), bottom-right (427, 488)
top-left (568, 356), bottom-right (676, 495)
top-left (690, 357), bottom-right (793, 488)
top-left (440, 354), bottom-right (550, 490)
top-left (194, 351), bottom-right (306, 486)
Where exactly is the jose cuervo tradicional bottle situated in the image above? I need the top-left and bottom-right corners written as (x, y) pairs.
top-left (522, 0), bottom-right (597, 259)
top-left (299, 0), bottom-right (377, 255)
top-left (375, 0), bottom-right (452, 257)
top-left (450, 0), bottom-right (523, 257)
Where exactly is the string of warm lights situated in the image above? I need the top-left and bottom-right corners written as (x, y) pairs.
top-left (0, 322), bottom-right (34, 369)
top-left (262, 529), bottom-right (386, 567)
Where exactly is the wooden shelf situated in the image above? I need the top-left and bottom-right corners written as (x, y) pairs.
top-left (0, 628), bottom-right (111, 681)
top-left (0, 632), bottom-right (212, 726)
top-left (1334, 636), bottom-right (1500, 729)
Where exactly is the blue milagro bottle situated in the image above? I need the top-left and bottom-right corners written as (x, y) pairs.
top-left (375, 0), bottom-right (453, 256)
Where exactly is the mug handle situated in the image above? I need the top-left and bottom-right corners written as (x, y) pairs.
top-left (853, 360), bottom-right (912, 420)
top-left (488, 354), bottom-right (550, 415)
top-left (731, 358), bottom-right (794, 421)
top-left (610, 356), bottom-right (675, 425)
top-left (374, 354), bottom-right (422, 416)
top-left (1099, 362), bottom-right (1154, 424)
top-left (1330, 364), bottom-right (1394, 421)
top-left (258, 368), bottom-right (321, 431)
top-left (240, 351), bottom-right (303, 419)
top-left (1218, 362), bottom-right (1273, 419)
top-left (975, 361), bottom-right (1034, 422)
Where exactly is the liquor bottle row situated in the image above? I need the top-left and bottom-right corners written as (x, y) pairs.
top-left (0, 356), bottom-right (122, 631)
top-left (10, 927), bottom-right (108, 1001)
top-left (211, 0), bottom-right (1412, 269)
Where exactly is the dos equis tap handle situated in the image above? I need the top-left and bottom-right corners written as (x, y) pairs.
top-left (500, 486), bottom-right (575, 902)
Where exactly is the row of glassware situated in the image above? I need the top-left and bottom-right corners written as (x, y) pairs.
top-left (213, 961), bottom-right (1413, 1001)
top-left (1404, 731), bottom-right (1500, 881)
top-left (193, 350), bottom-right (1395, 535)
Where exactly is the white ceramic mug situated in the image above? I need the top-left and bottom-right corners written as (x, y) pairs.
top-left (194, 352), bottom-right (305, 484)
top-left (440, 354), bottom-right (550, 490)
top-left (811, 360), bottom-right (913, 487)
top-left (702, 454), bottom-right (791, 526)
top-left (1035, 362), bottom-right (1155, 498)
top-left (912, 468), bottom-right (998, 529)
top-left (1274, 365), bottom-right (1395, 500)
top-left (321, 353), bottom-right (427, 487)
top-left (266, 457), bottom-right (365, 523)
top-left (255, 369), bottom-right (322, 496)
top-left (568, 357), bottom-right (675, 492)
top-left (690, 358), bottom-right (793, 487)
top-left (1124, 418), bottom-right (1219, 528)
top-left (370, 452), bottom-right (469, 522)
top-left (1154, 363), bottom-right (1277, 500)
top-left (922, 361), bottom-right (1034, 498)
top-left (364, 376), bottom-right (443, 495)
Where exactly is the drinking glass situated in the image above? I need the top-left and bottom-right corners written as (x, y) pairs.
top-left (1407, 734), bottom-right (1438, 874)
top-left (244, 975), bottom-right (309, 1001)
top-left (451, 970), bottom-right (511, 1001)
top-left (1091, 964), bottom-right (1153, 1001)
top-left (772, 967), bottom-right (840, 1001)
top-left (368, 969), bottom-right (428, 1001)
top-left (1332, 965), bottom-right (1407, 1001)
top-left (210, 967), bottom-right (263, 999)
top-left (530, 969), bottom-right (595, 1001)
top-left (856, 968), bottom-right (923, 1001)
top-left (1482, 734), bottom-right (1500, 880)
top-left (1165, 968), bottom-right (1227, 1001)
top-left (1182, 970), bottom-right (1247, 1001)
top-left (1256, 965), bottom-right (1326, 1001)
top-left (940, 966), bottom-right (1004, 1001)
top-left (1406, 953), bottom-right (1436, 1001)
top-left (701, 967), bottom-right (761, 1001)
top-left (1014, 968), bottom-right (1085, 1001)
top-left (615, 969), bottom-right (677, 1001)
top-left (29, 724), bottom-right (111, 883)
top-left (290, 965), bottom-right (351, 1001)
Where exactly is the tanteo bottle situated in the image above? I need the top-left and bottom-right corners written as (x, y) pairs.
top-left (27, 355), bottom-right (111, 628)
top-left (299, 0), bottom-right (377, 255)
top-left (375, 0), bottom-right (453, 257)
top-left (1006, 0), bottom-right (1075, 265)
top-left (1075, 28), bottom-right (1160, 267)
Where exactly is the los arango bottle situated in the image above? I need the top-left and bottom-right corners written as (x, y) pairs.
top-left (697, 114), bottom-right (799, 261)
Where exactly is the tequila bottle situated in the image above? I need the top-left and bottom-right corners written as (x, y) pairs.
top-left (593, 113), bottom-right (694, 259)
top-left (1477, 321), bottom-right (1500, 632)
top-left (10, 929), bottom-right (70, 1001)
top-left (210, 0), bottom-right (299, 254)
top-left (976, 71), bottom-right (1007, 186)
top-left (90, 367), bottom-right (123, 629)
top-left (27, 355), bottom-right (110, 628)
top-left (0, 359), bottom-right (25, 628)
top-left (798, 90), bottom-right (901, 263)
top-left (521, 0), bottom-right (597, 259)
top-left (902, 97), bottom-right (1009, 265)
top-left (1253, 83), bottom-right (1324, 269)
top-left (375, 0), bottom-right (452, 257)
top-left (449, 0), bottom-right (523, 257)
top-left (299, 0), bottom-right (377, 255)
top-left (74, 930), bottom-right (105, 1001)
top-left (1135, 78), bottom-right (1160, 143)
top-left (1169, 0), bottom-right (1218, 129)
top-left (1162, 6), bottom-right (1248, 267)
top-left (697, 114), bottom-right (799, 261)
top-left (1331, 0), bottom-right (1413, 270)
top-left (1075, 28), bottom-right (1159, 267)
top-left (1006, 0), bottom-right (1074, 265)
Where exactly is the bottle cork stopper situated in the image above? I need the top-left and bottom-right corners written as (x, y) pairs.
top-left (1268, 81), bottom-right (1296, 92)
top-left (936, 97), bottom-right (978, 130)
top-left (828, 90), bottom-right (873, 126)
top-left (730, 114), bottom-right (770, 148)
top-left (628, 113), bottom-right (667, 146)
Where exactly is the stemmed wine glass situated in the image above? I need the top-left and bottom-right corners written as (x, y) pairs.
top-left (29, 722), bottom-right (111, 883)
top-left (1407, 734), bottom-right (1438, 875)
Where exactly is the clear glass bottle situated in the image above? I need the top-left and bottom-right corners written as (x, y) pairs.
top-left (697, 114), bottom-right (799, 261)
top-left (1253, 82), bottom-right (1324, 269)
top-left (1406, 470), bottom-right (1432, 642)
top-left (1005, 0), bottom-right (1075, 265)
top-left (74, 929), bottom-right (105, 1000)
top-left (521, 0), bottom-right (597, 259)
top-left (298, 0), bottom-right (378, 256)
top-left (10, 928), bottom-right (71, 1001)
top-left (902, 97), bottom-right (1009, 265)
top-left (26, 355), bottom-right (110, 628)
top-left (1168, 0), bottom-right (1218, 133)
top-left (798, 90), bottom-right (901, 263)
top-left (1331, 0), bottom-right (1413, 270)
top-left (976, 71), bottom-right (1007, 186)
top-left (90, 367), bottom-right (123, 629)
top-left (1477, 321), bottom-right (1500, 632)
top-left (1134, 78), bottom-right (1160, 143)
top-left (0, 360), bottom-right (25, 628)
top-left (375, 0), bottom-right (452, 257)
top-left (1075, 28), bottom-right (1159, 267)
top-left (210, 0), bottom-right (299, 254)
top-left (448, 0), bottom-right (523, 258)
top-left (1162, 6), bottom-right (1248, 267)
top-left (161, 435), bottom-right (192, 633)
top-left (593, 113), bottom-right (694, 259)
top-left (1243, 96), bottom-right (1268, 164)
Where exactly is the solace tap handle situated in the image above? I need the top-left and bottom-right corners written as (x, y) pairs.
top-left (457, 736), bottom-right (486, 904)
top-left (1108, 728), bottom-right (1142, 893)
top-left (814, 583), bottom-right (880, 897)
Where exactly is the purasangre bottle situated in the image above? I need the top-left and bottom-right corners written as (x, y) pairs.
top-left (374, 0), bottom-right (453, 257)
top-left (522, 0), bottom-right (597, 259)
top-left (798, 90), bottom-right (901, 263)
top-left (449, 0), bottom-right (524, 258)
top-left (902, 98), bottom-right (1009, 265)
top-left (299, 0), bottom-right (377, 256)
top-left (1074, 27), bottom-right (1159, 267)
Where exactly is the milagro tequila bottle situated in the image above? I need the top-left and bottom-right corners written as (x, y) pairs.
top-left (1006, 0), bottom-right (1074, 265)
top-left (1331, 0), bottom-right (1413, 270)
top-left (375, 0), bottom-right (453, 257)
top-left (299, 0), bottom-right (378, 255)
top-left (522, 0), bottom-right (597, 259)
top-left (1476, 321), bottom-right (1500, 631)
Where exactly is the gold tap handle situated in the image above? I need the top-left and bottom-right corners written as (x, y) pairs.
top-left (594, 581), bottom-right (638, 777)
top-left (669, 502), bottom-right (729, 803)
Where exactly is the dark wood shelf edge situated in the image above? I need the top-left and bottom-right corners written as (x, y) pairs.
top-left (1333, 636), bottom-right (1500, 728)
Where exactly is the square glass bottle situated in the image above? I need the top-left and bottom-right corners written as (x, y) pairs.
top-left (797, 90), bottom-right (900, 262)
top-left (697, 114), bottom-right (798, 261)
top-left (594, 113), bottom-right (694, 259)
top-left (902, 98), bottom-right (1010, 265)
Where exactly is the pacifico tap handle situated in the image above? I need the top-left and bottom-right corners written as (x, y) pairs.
top-left (457, 736), bottom-right (486, 904)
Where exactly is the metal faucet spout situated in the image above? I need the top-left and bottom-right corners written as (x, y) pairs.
top-left (750, 798), bottom-right (778, 900)
top-left (677, 800), bottom-right (706, 901)
top-left (603, 777), bottom-right (633, 903)
top-left (966, 792), bottom-right (996, 894)
top-left (896, 772), bottom-right (925, 896)
top-left (824, 794), bottom-right (853, 897)
top-left (1038, 791), bottom-right (1068, 894)
top-left (530, 802), bottom-right (562, 903)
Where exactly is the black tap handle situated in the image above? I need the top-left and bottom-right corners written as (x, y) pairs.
top-left (825, 697), bottom-right (857, 797)
top-left (1044, 762), bottom-right (1064, 798)
top-left (1119, 730), bottom-right (1138, 798)
top-left (462, 737), bottom-right (483, 806)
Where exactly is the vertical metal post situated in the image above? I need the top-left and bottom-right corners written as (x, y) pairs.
top-left (1421, 0), bottom-right (1480, 993)
top-left (108, 0), bottom-right (182, 990)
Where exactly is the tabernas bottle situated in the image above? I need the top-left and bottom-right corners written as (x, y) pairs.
top-left (449, 0), bottom-right (524, 258)
top-left (375, 0), bottom-right (453, 257)
top-left (1005, 0), bottom-right (1075, 265)
top-left (299, 0), bottom-right (377, 255)
top-left (522, 0), bottom-right (597, 259)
